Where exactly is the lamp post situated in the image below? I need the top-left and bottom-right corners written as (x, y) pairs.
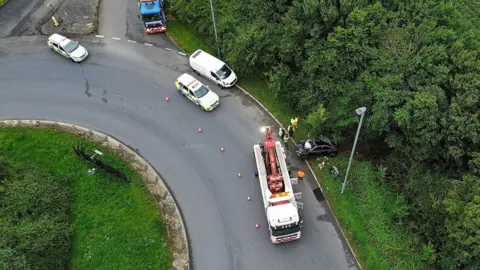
top-left (341, 107), bottom-right (367, 194)
top-left (209, 0), bottom-right (221, 58)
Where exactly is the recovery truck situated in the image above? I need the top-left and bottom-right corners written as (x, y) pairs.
top-left (253, 126), bottom-right (304, 244)
top-left (137, 0), bottom-right (167, 34)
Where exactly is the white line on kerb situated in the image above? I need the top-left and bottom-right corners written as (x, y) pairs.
top-left (128, 40), bottom-right (137, 43)
top-left (111, 37), bottom-right (121, 40)
top-left (95, 35), bottom-right (104, 38)
top-left (144, 43), bottom-right (153, 46)
top-left (178, 52), bottom-right (187, 56)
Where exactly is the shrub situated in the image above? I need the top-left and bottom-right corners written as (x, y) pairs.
top-left (0, 162), bottom-right (74, 270)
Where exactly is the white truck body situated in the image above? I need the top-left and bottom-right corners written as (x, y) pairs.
top-left (253, 141), bottom-right (303, 244)
top-left (189, 49), bottom-right (237, 88)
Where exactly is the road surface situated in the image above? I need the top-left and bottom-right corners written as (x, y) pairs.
top-left (0, 0), bottom-right (53, 38)
top-left (0, 35), bottom-right (357, 270)
top-left (0, 0), bottom-right (359, 268)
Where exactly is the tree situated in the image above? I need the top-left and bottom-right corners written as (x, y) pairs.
top-left (305, 103), bottom-right (327, 134)
top-left (170, 0), bottom-right (480, 267)
top-left (443, 174), bottom-right (480, 268)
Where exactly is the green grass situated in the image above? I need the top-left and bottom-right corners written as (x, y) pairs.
top-left (166, 20), bottom-right (215, 55)
top-left (166, 19), bottom-right (430, 269)
top-left (309, 155), bottom-right (430, 269)
top-left (236, 79), bottom-right (310, 139)
top-left (0, 0), bottom-right (8, 7)
top-left (0, 127), bottom-right (172, 269)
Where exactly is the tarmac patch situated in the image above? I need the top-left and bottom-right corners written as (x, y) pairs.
top-left (313, 188), bottom-right (325, 201)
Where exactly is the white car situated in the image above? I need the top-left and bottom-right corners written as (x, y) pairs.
top-left (175, 73), bottom-right (220, 111)
top-left (47, 33), bottom-right (89, 63)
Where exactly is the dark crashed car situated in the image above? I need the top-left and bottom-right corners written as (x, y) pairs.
top-left (295, 136), bottom-right (338, 158)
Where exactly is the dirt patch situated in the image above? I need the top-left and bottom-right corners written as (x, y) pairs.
top-left (41, 0), bottom-right (100, 36)
top-left (0, 120), bottom-right (190, 270)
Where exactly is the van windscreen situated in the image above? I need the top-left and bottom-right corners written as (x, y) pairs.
top-left (216, 65), bottom-right (232, 80)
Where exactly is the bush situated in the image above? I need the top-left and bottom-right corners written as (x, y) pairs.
top-left (0, 162), bottom-right (74, 270)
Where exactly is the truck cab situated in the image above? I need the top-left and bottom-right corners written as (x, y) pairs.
top-left (267, 202), bottom-right (303, 244)
top-left (138, 0), bottom-right (167, 34)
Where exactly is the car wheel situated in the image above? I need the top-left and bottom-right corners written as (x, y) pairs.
top-left (329, 152), bottom-right (337, 158)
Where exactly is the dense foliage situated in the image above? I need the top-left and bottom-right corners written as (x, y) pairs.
top-left (169, 0), bottom-right (480, 268)
top-left (0, 160), bottom-right (74, 269)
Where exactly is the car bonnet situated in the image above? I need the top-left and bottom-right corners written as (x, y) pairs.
top-left (199, 91), bottom-right (218, 106)
top-left (69, 45), bottom-right (87, 58)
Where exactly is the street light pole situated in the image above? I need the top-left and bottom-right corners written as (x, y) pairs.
top-left (209, 0), bottom-right (221, 58)
top-left (341, 107), bottom-right (367, 194)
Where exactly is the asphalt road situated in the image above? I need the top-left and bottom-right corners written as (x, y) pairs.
top-left (97, 0), bottom-right (175, 47)
top-left (0, 0), bottom-right (55, 38)
top-left (0, 36), bottom-right (357, 269)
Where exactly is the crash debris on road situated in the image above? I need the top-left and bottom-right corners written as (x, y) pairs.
top-left (41, 0), bottom-right (100, 36)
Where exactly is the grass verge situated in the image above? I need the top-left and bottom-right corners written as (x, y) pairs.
top-left (0, 0), bottom-right (8, 7)
top-left (166, 20), bottom-right (215, 55)
top-left (0, 127), bottom-right (172, 269)
top-left (309, 155), bottom-right (429, 269)
top-left (166, 19), bottom-right (429, 269)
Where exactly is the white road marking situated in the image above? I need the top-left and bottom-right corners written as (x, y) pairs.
top-left (128, 40), bottom-right (137, 43)
top-left (164, 48), bottom-right (171, 51)
top-left (178, 52), bottom-right (187, 56)
top-left (95, 35), bottom-right (104, 38)
top-left (111, 37), bottom-right (121, 40)
top-left (144, 43), bottom-right (153, 46)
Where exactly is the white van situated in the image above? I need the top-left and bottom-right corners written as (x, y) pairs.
top-left (189, 49), bottom-right (237, 88)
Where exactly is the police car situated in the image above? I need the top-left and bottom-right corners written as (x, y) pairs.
top-left (175, 73), bottom-right (220, 111)
top-left (47, 33), bottom-right (89, 63)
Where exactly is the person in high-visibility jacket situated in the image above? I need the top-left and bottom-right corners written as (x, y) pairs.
top-left (283, 132), bottom-right (290, 149)
top-left (291, 117), bottom-right (299, 129)
top-left (278, 127), bottom-right (286, 140)
top-left (297, 169), bottom-right (305, 182)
